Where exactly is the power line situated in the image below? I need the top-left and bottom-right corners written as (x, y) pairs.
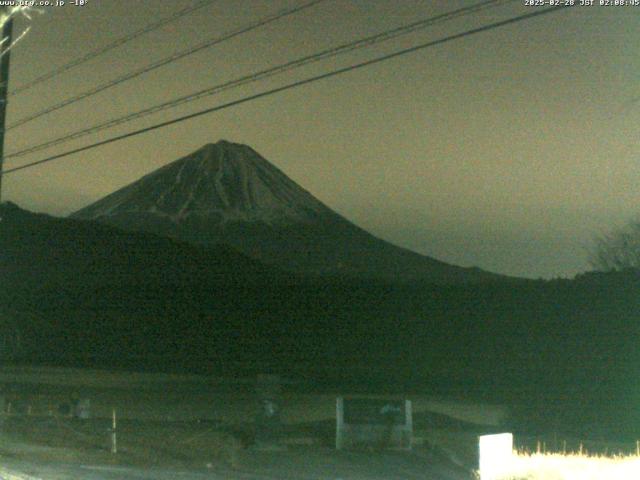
top-left (5, 0), bottom-right (326, 130)
top-left (6, 0), bottom-right (514, 160)
top-left (10, 0), bottom-right (219, 97)
top-left (0, 5), bottom-right (571, 178)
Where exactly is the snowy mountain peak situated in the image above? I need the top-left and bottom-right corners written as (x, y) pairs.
top-left (71, 141), bottom-right (507, 282)
top-left (72, 141), bottom-right (332, 225)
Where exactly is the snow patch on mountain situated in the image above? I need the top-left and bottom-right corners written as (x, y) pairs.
top-left (73, 141), bottom-right (333, 226)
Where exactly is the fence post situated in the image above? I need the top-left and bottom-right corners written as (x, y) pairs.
top-left (111, 408), bottom-right (117, 454)
top-left (336, 397), bottom-right (344, 450)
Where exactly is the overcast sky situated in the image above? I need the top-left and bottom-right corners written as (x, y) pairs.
top-left (2, 0), bottom-right (638, 279)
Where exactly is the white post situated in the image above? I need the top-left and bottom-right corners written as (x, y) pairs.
top-left (336, 397), bottom-right (344, 450)
top-left (478, 433), bottom-right (513, 480)
top-left (111, 408), bottom-right (117, 454)
top-left (405, 399), bottom-right (413, 450)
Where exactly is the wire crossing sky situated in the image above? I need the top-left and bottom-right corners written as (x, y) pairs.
top-left (1, 4), bottom-right (570, 177)
top-left (5, 0), bottom-right (326, 131)
top-left (5, 0), bottom-right (514, 161)
top-left (3, 0), bottom-right (638, 279)
top-left (9, 0), bottom-right (219, 96)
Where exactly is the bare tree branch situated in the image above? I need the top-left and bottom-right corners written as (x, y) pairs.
top-left (590, 220), bottom-right (640, 271)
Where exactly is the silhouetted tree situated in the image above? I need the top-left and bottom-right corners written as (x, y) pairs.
top-left (590, 220), bottom-right (640, 271)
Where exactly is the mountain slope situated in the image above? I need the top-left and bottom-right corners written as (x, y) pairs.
top-left (72, 140), bottom-right (505, 283)
top-left (0, 201), bottom-right (279, 290)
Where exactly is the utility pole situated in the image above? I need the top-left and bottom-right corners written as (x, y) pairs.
top-left (0, 6), bottom-right (13, 203)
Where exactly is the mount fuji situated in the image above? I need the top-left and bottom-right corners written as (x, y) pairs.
top-left (72, 140), bottom-right (503, 283)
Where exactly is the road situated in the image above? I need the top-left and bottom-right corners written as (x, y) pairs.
top-left (0, 448), bottom-right (473, 480)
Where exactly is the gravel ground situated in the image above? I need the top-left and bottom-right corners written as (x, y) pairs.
top-left (0, 447), bottom-right (474, 480)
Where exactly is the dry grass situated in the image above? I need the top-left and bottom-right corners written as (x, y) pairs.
top-left (0, 367), bottom-right (507, 428)
top-left (0, 416), bottom-right (245, 469)
top-left (484, 451), bottom-right (640, 480)
top-left (0, 366), bottom-right (508, 474)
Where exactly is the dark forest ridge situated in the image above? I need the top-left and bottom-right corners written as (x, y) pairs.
top-left (1, 201), bottom-right (639, 439)
top-left (0, 200), bottom-right (279, 288)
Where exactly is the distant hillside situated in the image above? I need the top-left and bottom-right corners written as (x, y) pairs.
top-left (1, 201), bottom-right (278, 289)
top-left (72, 140), bottom-right (508, 284)
top-left (0, 201), bottom-right (288, 367)
top-left (2, 202), bottom-right (640, 439)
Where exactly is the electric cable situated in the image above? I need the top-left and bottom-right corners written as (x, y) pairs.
top-left (0, 5), bottom-right (571, 178)
top-left (5, 0), bottom-right (513, 160)
top-left (5, 0), bottom-right (327, 130)
top-left (10, 0), bottom-right (219, 96)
